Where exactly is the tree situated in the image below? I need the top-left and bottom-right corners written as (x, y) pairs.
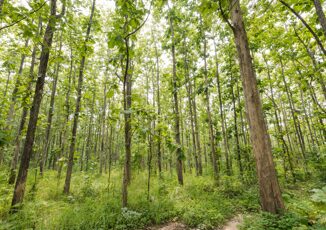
top-left (223, 0), bottom-right (285, 214)
top-left (64, 0), bottom-right (95, 194)
top-left (11, 0), bottom-right (65, 209)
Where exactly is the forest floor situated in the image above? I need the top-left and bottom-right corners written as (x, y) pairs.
top-left (148, 215), bottom-right (243, 230)
top-left (0, 168), bottom-right (325, 229)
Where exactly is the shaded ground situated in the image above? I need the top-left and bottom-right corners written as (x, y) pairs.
top-left (147, 215), bottom-right (243, 230)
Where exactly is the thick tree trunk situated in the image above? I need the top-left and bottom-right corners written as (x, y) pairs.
top-left (229, 0), bottom-right (284, 214)
top-left (11, 0), bottom-right (58, 209)
top-left (64, 0), bottom-right (95, 194)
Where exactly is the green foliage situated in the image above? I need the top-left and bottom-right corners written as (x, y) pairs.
top-left (311, 186), bottom-right (326, 204)
top-left (240, 212), bottom-right (308, 230)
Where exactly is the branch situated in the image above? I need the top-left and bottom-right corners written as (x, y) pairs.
top-left (124, 1), bottom-right (152, 39)
top-left (0, 1), bottom-right (47, 32)
top-left (279, 0), bottom-right (326, 55)
top-left (217, 0), bottom-right (235, 31)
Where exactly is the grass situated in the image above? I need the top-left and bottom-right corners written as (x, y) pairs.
top-left (0, 166), bottom-right (325, 229)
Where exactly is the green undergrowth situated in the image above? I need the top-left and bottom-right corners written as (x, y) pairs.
top-left (0, 168), bottom-right (259, 229)
top-left (240, 181), bottom-right (326, 230)
top-left (1, 167), bottom-right (325, 229)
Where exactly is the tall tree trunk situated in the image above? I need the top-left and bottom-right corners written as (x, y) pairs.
top-left (122, 36), bottom-right (132, 207)
top-left (169, 12), bottom-right (183, 185)
top-left (263, 55), bottom-right (296, 182)
top-left (64, 0), bottom-right (95, 194)
top-left (57, 47), bottom-right (73, 179)
top-left (192, 77), bottom-right (203, 175)
top-left (11, 0), bottom-right (59, 209)
top-left (231, 75), bottom-right (243, 177)
top-left (8, 18), bottom-right (41, 184)
top-left (228, 0), bottom-right (284, 214)
top-left (40, 33), bottom-right (62, 175)
top-left (280, 59), bottom-right (307, 172)
top-left (183, 41), bottom-right (199, 176)
top-left (154, 37), bottom-right (162, 176)
top-left (203, 37), bottom-right (219, 181)
top-left (215, 60), bottom-right (231, 175)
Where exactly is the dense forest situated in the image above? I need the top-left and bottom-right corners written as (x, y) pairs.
top-left (0, 0), bottom-right (325, 229)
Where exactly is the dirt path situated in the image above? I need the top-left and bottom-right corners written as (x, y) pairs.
top-left (220, 215), bottom-right (243, 230)
top-left (147, 215), bottom-right (243, 230)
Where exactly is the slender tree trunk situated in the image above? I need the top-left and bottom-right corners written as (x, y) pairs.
top-left (279, 0), bottom-right (326, 55)
top-left (183, 42), bottom-right (199, 176)
top-left (58, 48), bottom-right (73, 179)
top-left (228, 0), bottom-right (284, 214)
top-left (11, 0), bottom-right (58, 209)
top-left (231, 77), bottom-right (243, 177)
top-left (7, 39), bottom-right (29, 128)
top-left (192, 78), bottom-right (203, 175)
top-left (169, 12), bottom-right (183, 185)
top-left (122, 37), bottom-right (132, 207)
top-left (280, 59), bottom-right (307, 172)
top-left (215, 60), bottom-right (231, 175)
top-left (64, 0), bottom-right (95, 194)
top-left (8, 19), bottom-right (40, 184)
top-left (263, 55), bottom-right (296, 182)
top-left (40, 33), bottom-right (62, 175)
top-left (203, 38), bottom-right (219, 180)
top-left (313, 0), bottom-right (326, 37)
top-left (85, 92), bottom-right (95, 171)
top-left (154, 38), bottom-right (162, 176)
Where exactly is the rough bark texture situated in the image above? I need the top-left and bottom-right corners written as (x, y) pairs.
top-left (11, 0), bottom-right (57, 208)
top-left (64, 0), bottom-right (95, 194)
top-left (229, 0), bottom-right (284, 214)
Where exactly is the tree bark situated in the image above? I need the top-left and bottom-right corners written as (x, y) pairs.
top-left (40, 33), bottom-right (62, 175)
top-left (228, 0), bottom-right (284, 214)
top-left (64, 0), bottom-right (95, 194)
top-left (8, 27), bottom-right (39, 184)
top-left (313, 0), bottom-right (326, 37)
top-left (169, 12), bottom-right (183, 185)
top-left (11, 0), bottom-right (58, 209)
top-left (203, 37), bottom-right (219, 181)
